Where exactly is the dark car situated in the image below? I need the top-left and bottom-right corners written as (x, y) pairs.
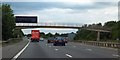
top-left (47, 37), bottom-right (55, 43)
top-left (63, 37), bottom-right (68, 43)
top-left (53, 37), bottom-right (66, 46)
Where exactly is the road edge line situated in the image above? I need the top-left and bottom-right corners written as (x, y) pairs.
top-left (11, 41), bottom-right (30, 60)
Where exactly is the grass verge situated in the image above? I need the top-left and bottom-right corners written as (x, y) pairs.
top-left (2, 38), bottom-right (23, 47)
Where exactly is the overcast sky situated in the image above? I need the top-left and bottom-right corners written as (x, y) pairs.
top-left (2, 0), bottom-right (119, 34)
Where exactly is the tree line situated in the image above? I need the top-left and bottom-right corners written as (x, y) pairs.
top-left (2, 4), bottom-right (23, 40)
top-left (74, 21), bottom-right (120, 41)
top-left (27, 32), bottom-right (68, 38)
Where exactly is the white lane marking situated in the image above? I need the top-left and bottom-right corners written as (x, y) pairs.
top-left (54, 49), bottom-right (58, 51)
top-left (73, 46), bottom-right (76, 47)
top-left (85, 49), bottom-right (92, 51)
top-left (100, 47), bottom-right (106, 48)
top-left (12, 41), bottom-right (30, 60)
top-left (112, 54), bottom-right (119, 57)
top-left (80, 44), bottom-right (83, 45)
top-left (49, 46), bottom-right (52, 47)
top-left (66, 54), bottom-right (72, 58)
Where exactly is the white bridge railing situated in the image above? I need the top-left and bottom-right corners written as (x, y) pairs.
top-left (16, 23), bottom-right (82, 27)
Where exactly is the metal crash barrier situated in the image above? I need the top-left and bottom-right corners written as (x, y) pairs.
top-left (77, 41), bottom-right (119, 48)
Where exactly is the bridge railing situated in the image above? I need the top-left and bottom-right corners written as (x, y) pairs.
top-left (16, 23), bottom-right (82, 27)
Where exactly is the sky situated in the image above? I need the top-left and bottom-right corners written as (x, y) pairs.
top-left (1, 0), bottom-right (119, 34)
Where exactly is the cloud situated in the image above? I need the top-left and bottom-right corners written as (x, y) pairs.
top-left (22, 28), bottom-right (78, 34)
top-left (1, 0), bottom-right (120, 2)
top-left (3, 2), bottom-right (117, 24)
top-left (2, 2), bottom-right (118, 34)
top-left (14, 6), bottom-right (117, 24)
top-left (4, 2), bottom-right (117, 11)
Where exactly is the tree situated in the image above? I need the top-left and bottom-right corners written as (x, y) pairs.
top-left (55, 33), bottom-right (60, 36)
top-left (74, 21), bottom-right (119, 41)
top-left (46, 32), bottom-right (53, 37)
top-left (40, 32), bottom-right (46, 38)
top-left (60, 33), bottom-right (68, 37)
top-left (104, 21), bottom-right (118, 40)
top-left (2, 4), bottom-right (15, 40)
top-left (0, 3), bottom-right (2, 40)
top-left (104, 21), bottom-right (116, 28)
top-left (117, 21), bottom-right (120, 39)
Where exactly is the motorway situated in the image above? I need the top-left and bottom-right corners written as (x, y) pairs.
top-left (16, 39), bottom-right (119, 60)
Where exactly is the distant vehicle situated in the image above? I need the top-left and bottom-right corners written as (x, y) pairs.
top-left (31, 30), bottom-right (40, 42)
top-left (47, 37), bottom-right (55, 43)
top-left (53, 37), bottom-right (66, 46)
top-left (40, 38), bottom-right (44, 41)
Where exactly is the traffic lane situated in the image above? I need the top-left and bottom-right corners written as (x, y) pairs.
top-left (17, 42), bottom-right (48, 58)
top-left (17, 40), bottom-right (118, 59)
top-left (70, 42), bottom-right (118, 58)
top-left (18, 41), bottom-right (68, 58)
top-left (2, 37), bottom-right (29, 59)
top-left (45, 42), bottom-right (103, 58)
top-left (46, 41), bottom-right (118, 58)
top-left (46, 43), bottom-right (106, 58)
top-left (69, 42), bottom-right (118, 51)
top-left (39, 41), bottom-right (68, 58)
top-left (68, 42), bottom-right (118, 56)
top-left (41, 41), bottom-right (118, 58)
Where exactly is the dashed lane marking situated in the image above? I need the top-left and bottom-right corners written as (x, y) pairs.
top-left (66, 54), bottom-right (72, 58)
top-left (85, 49), bottom-right (92, 51)
top-left (73, 46), bottom-right (76, 47)
top-left (54, 49), bottom-right (58, 51)
top-left (112, 54), bottom-right (119, 57)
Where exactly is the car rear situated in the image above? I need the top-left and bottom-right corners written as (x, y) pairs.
top-left (53, 37), bottom-right (66, 46)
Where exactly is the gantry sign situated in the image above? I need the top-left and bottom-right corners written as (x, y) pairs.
top-left (15, 15), bottom-right (37, 23)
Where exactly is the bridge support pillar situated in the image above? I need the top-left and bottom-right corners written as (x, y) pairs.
top-left (97, 31), bottom-right (100, 41)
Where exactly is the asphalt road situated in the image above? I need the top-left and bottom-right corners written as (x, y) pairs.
top-left (16, 39), bottom-right (119, 59)
top-left (2, 37), bottom-right (29, 60)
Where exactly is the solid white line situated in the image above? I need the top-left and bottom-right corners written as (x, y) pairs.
top-left (112, 54), bottom-right (119, 57)
top-left (66, 54), bottom-right (72, 58)
top-left (100, 47), bottom-right (106, 48)
top-left (11, 41), bottom-right (30, 60)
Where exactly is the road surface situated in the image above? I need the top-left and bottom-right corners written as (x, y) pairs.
top-left (16, 39), bottom-right (119, 60)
